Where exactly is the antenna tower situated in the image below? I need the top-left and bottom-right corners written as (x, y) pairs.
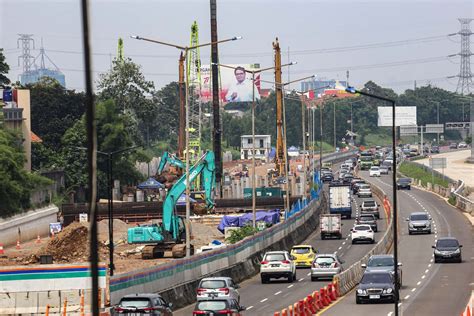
top-left (17, 34), bottom-right (35, 73)
top-left (187, 21), bottom-right (203, 158)
top-left (454, 19), bottom-right (473, 94)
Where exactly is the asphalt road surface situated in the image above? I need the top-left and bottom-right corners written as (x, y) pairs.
top-left (321, 171), bottom-right (473, 316)
top-left (176, 166), bottom-right (388, 315)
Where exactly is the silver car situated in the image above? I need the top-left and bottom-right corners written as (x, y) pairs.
top-left (310, 253), bottom-right (344, 281)
top-left (406, 212), bottom-right (432, 234)
top-left (196, 277), bottom-right (240, 303)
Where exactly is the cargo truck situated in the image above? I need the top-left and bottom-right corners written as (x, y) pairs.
top-left (329, 183), bottom-right (352, 219)
top-left (320, 214), bottom-right (342, 239)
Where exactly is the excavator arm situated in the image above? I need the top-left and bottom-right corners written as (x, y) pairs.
top-left (162, 151), bottom-right (215, 239)
top-left (158, 151), bottom-right (186, 174)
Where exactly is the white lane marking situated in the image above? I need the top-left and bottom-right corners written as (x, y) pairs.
top-left (421, 275), bottom-right (426, 279)
top-left (299, 278), bottom-right (304, 282)
top-left (417, 281), bottom-right (421, 285)
top-left (398, 303), bottom-right (402, 307)
top-left (338, 246), bottom-right (342, 250)
top-left (428, 264), bottom-right (432, 268)
top-left (287, 284), bottom-right (294, 288)
top-left (388, 313), bottom-right (393, 316)
top-left (247, 306), bottom-right (254, 310)
top-left (307, 272), bottom-right (311, 276)
top-left (425, 269), bottom-right (429, 273)
top-left (404, 295), bottom-right (410, 300)
top-left (342, 241), bottom-right (346, 245)
top-left (411, 288), bottom-right (416, 292)
top-left (260, 298), bottom-right (268, 303)
top-left (274, 291), bottom-right (282, 295)
top-left (430, 259), bottom-right (434, 263)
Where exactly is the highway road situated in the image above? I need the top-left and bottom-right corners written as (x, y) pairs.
top-left (175, 166), bottom-right (389, 315)
top-left (322, 170), bottom-right (473, 316)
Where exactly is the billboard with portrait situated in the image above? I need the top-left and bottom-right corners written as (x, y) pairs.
top-left (199, 64), bottom-right (261, 104)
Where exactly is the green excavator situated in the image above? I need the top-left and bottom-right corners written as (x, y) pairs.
top-left (127, 151), bottom-right (216, 259)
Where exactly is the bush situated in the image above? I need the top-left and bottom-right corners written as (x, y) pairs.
top-left (225, 225), bottom-right (258, 244)
top-left (448, 195), bottom-right (456, 206)
top-left (399, 162), bottom-right (449, 188)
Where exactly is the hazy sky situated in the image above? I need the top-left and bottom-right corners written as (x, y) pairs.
top-left (1, 0), bottom-right (472, 94)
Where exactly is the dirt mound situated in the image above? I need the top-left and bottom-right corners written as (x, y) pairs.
top-left (191, 222), bottom-right (224, 248)
top-left (35, 222), bottom-right (108, 263)
top-left (97, 219), bottom-right (129, 242)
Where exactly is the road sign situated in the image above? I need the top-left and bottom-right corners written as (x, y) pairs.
top-left (400, 125), bottom-right (418, 136)
top-left (445, 122), bottom-right (470, 130)
top-left (429, 157), bottom-right (447, 169)
top-left (378, 106), bottom-right (417, 127)
top-left (425, 124), bottom-right (444, 133)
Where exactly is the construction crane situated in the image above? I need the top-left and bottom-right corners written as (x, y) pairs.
top-left (187, 21), bottom-right (203, 162)
top-left (273, 38), bottom-right (286, 178)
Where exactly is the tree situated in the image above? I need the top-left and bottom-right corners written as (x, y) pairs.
top-left (0, 129), bottom-right (52, 216)
top-left (0, 49), bottom-right (10, 85)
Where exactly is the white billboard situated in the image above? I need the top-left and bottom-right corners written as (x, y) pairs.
top-left (200, 64), bottom-right (261, 104)
top-left (378, 106), bottom-right (417, 127)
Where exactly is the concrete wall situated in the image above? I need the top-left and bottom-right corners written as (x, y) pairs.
top-left (0, 205), bottom-right (58, 247)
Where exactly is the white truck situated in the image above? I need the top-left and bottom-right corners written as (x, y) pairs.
top-left (329, 183), bottom-right (352, 219)
top-left (320, 214), bottom-right (342, 239)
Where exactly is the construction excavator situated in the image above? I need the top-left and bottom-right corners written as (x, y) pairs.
top-left (157, 151), bottom-right (186, 175)
top-left (127, 151), bottom-right (216, 259)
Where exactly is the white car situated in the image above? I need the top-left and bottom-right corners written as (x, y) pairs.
top-left (357, 184), bottom-right (373, 198)
top-left (351, 224), bottom-right (375, 244)
top-left (458, 142), bottom-right (468, 149)
top-left (369, 166), bottom-right (381, 177)
top-left (196, 277), bottom-right (240, 302)
top-left (260, 251), bottom-right (296, 283)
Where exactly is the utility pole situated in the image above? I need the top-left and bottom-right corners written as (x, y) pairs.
top-left (274, 38), bottom-right (286, 178)
top-left (210, 0), bottom-right (222, 196)
top-left (449, 18), bottom-right (473, 94)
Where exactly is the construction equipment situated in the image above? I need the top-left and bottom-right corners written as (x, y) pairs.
top-left (157, 151), bottom-right (186, 175)
top-left (127, 151), bottom-right (216, 259)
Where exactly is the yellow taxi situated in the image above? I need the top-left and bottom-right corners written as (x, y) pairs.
top-left (290, 245), bottom-right (317, 268)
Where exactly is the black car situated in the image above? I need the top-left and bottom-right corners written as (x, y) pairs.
top-left (356, 271), bottom-right (396, 304)
top-left (356, 214), bottom-right (378, 232)
top-left (432, 237), bottom-right (463, 263)
top-left (113, 293), bottom-right (173, 315)
top-left (321, 171), bottom-right (334, 182)
top-left (431, 145), bottom-right (440, 154)
top-left (342, 173), bottom-right (354, 184)
top-left (193, 298), bottom-right (246, 315)
top-left (396, 178), bottom-right (411, 190)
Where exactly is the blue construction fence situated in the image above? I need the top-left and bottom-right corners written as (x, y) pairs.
top-left (285, 171), bottom-right (323, 219)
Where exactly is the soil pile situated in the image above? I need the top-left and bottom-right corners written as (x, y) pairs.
top-left (191, 222), bottom-right (224, 248)
top-left (97, 219), bottom-right (129, 242)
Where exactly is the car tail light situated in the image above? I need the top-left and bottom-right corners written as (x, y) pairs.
top-left (281, 260), bottom-right (291, 264)
top-left (115, 307), bottom-right (124, 313)
top-left (217, 309), bottom-right (233, 315)
top-left (218, 288), bottom-right (230, 295)
top-left (197, 288), bottom-right (206, 295)
top-left (193, 311), bottom-right (207, 315)
top-left (331, 262), bottom-right (339, 268)
top-left (261, 260), bottom-right (269, 265)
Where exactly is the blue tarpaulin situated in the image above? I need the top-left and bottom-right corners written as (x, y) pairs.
top-left (137, 178), bottom-right (165, 190)
top-left (176, 194), bottom-right (197, 206)
top-left (217, 209), bottom-right (280, 233)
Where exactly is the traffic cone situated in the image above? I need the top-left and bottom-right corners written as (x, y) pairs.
top-left (36, 235), bottom-right (42, 244)
top-left (51, 230), bottom-right (55, 239)
top-left (0, 243), bottom-right (5, 255)
top-left (16, 240), bottom-right (21, 249)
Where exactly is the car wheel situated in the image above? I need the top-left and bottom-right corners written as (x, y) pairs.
top-left (371, 239), bottom-right (375, 244)
top-left (427, 230), bottom-right (431, 234)
top-left (261, 276), bottom-right (268, 284)
top-left (356, 297), bottom-right (362, 304)
top-left (311, 276), bottom-right (318, 281)
top-left (434, 258), bottom-right (439, 263)
top-left (457, 257), bottom-right (462, 263)
top-left (288, 274), bottom-right (294, 283)
top-left (408, 231), bottom-right (412, 235)
top-left (408, 187), bottom-right (411, 190)
top-left (321, 235), bottom-right (325, 240)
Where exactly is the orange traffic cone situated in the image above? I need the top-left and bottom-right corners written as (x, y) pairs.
top-left (36, 235), bottom-right (42, 244)
top-left (16, 240), bottom-right (21, 249)
top-left (51, 230), bottom-right (55, 239)
top-left (0, 243), bottom-right (5, 255)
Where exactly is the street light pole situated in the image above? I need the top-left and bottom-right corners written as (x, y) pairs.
top-left (346, 86), bottom-right (399, 316)
top-left (131, 35), bottom-right (241, 257)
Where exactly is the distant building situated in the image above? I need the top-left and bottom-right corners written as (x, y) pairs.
top-left (0, 87), bottom-right (32, 171)
top-left (240, 135), bottom-right (271, 161)
top-left (20, 69), bottom-right (66, 87)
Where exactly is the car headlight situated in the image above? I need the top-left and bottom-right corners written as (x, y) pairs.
top-left (384, 288), bottom-right (393, 294)
top-left (454, 248), bottom-right (461, 254)
top-left (408, 223), bottom-right (414, 228)
top-left (434, 249), bottom-right (441, 255)
top-left (357, 289), bottom-right (366, 294)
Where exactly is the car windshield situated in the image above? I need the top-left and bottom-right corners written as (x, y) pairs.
top-left (265, 253), bottom-right (286, 261)
top-left (360, 185), bottom-right (370, 190)
top-left (354, 225), bottom-right (370, 231)
top-left (368, 257), bottom-right (394, 267)
top-left (437, 239), bottom-right (459, 248)
top-left (315, 257), bottom-right (335, 264)
top-left (363, 201), bottom-right (376, 207)
top-left (196, 301), bottom-right (227, 311)
top-left (398, 178), bottom-right (411, 183)
top-left (359, 216), bottom-right (374, 221)
top-left (292, 247), bottom-right (310, 254)
top-left (361, 273), bottom-right (392, 284)
top-left (410, 214), bottom-right (428, 221)
top-left (119, 298), bottom-right (151, 308)
top-left (200, 280), bottom-right (226, 289)
top-left (371, 167), bottom-right (379, 170)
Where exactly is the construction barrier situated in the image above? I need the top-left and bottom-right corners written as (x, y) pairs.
top-left (460, 292), bottom-right (473, 316)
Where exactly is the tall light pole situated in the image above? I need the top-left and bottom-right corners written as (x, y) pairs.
top-left (346, 86), bottom-right (399, 316)
top-left (131, 35), bottom-right (241, 257)
top-left (215, 62), bottom-right (295, 228)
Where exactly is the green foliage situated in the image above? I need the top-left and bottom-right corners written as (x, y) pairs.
top-left (466, 136), bottom-right (472, 145)
top-left (0, 49), bottom-right (10, 85)
top-left (0, 129), bottom-right (52, 216)
top-left (225, 225), bottom-right (258, 244)
top-left (448, 195), bottom-right (456, 206)
top-left (399, 162), bottom-right (449, 188)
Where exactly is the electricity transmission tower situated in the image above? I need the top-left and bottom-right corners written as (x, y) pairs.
top-left (450, 19), bottom-right (473, 95)
top-left (17, 34), bottom-right (35, 73)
